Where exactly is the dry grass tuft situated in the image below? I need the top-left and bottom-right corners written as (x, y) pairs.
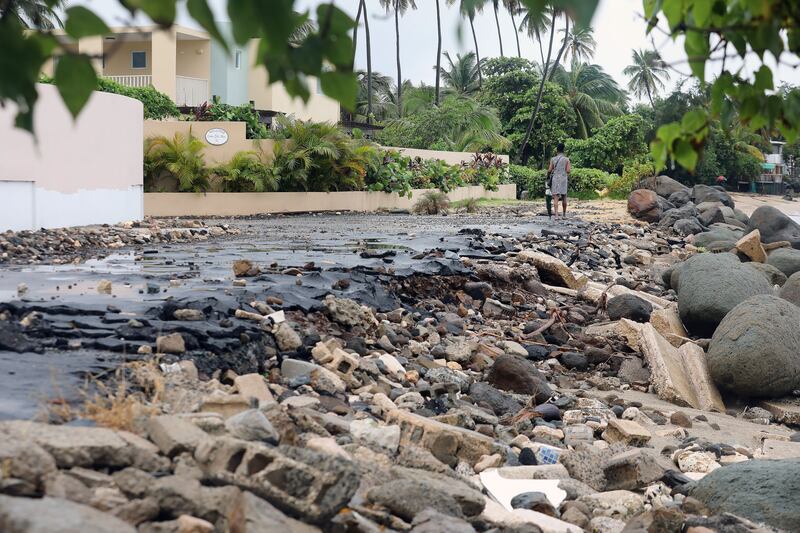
top-left (413, 191), bottom-right (450, 215)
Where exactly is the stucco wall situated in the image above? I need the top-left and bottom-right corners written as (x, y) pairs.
top-left (210, 22), bottom-right (249, 106)
top-left (176, 39), bottom-right (210, 79)
top-left (144, 184), bottom-right (516, 217)
top-left (103, 40), bottom-right (153, 76)
top-left (144, 120), bottom-right (274, 165)
top-left (0, 84), bottom-right (143, 231)
top-left (383, 147), bottom-right (510, 166)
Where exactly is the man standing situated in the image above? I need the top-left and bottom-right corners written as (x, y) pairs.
top-left (548, 142), bottom-right (571, 218)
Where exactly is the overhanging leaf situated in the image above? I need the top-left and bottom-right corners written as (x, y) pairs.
top-left (54, 54), bottom-right (97, 119)
top-left (64, 6), bottom-right (110, 39)
top-left (320, 71), bottom-right (357, 110)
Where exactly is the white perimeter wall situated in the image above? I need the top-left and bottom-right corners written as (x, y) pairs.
top-left (0, 84), bottom-right (143, 232)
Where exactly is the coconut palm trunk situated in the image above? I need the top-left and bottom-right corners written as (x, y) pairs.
top-left (362, 0), bottom-right (373, 123)
top-left (509, 8), bottom-right (521, 58)
top-left (351, 0), bottom-right (363, 68)
top-left (469, 13), bottom-right (483, 88)
top-left (394, 0), bottom-right (403, 117)
top-left (435, 0), bottom-right (442, 105)
top-left (493, 0), bottom-right (504, 57)
top-left (519, 11), bottom-right (570, 165)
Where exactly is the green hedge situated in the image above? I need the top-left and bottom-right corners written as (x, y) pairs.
top-left (510, 165), bottom-right (615, 198)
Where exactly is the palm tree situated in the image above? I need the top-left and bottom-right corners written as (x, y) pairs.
top-left (503, 0), bottom-right (522, 58)
top-left (519, 9), bottom-right (571, 164)
top-left (623, 49), bottom-right (671, 107)
top-left (552, 60), bottom-right (626, 138)
top-left (355, 71), bottom-right (394, 122)
top-left (379, 0), bottom-right (417, 117)
top-left (457, 0), bottom-right (485, 88)
top-left (439, 51), bottom-right (481, 96)
top-left (561, 27), bottom-right (596, 63)
top-left (5, 0), bottom-right (64, 29)
top-left (492, 0), bottom-right (504, 57)
top-left (361, 0), bottom-right (374, 123)
top-left (519, 5), bottom-right (552, 65)
top-left (435, 0), bottom-right (443, 105)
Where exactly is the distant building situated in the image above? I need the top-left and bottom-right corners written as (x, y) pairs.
top-left (42, 24), bottom-right (340, 123)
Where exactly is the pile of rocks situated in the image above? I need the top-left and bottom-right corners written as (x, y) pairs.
top-left (0, 218), bottom-right (239, 264)
top-left (627, 176), bottom-right (749, 239)
top-left (2, 213), bottom-right (800, 532)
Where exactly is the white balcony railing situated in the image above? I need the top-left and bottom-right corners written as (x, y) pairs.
top-left (105, 75), bottom-right (152, 88)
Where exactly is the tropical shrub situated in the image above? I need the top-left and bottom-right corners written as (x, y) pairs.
top-left (508, 167), bottom-right (614, 198)
top-left (194, 99), bottom-right (269, 139)
top-left (732, 152), bottom-right (762, 182)
top-left (366, 151), bottom-right (416, 197)
top-left (270, 119), bottom-right (381, 192)
top-left (376, 95), bottom-right (510, 153)
top-left (609, 159), bottom-right (656, 198)
top-left (565, 115), bottom-right (648, 173)
top-left (413, 191), bottom-right (450, 215)
top-left (40, 75), bottom-right (179, 120)
top-left (212, 150), bottom-right (277, 192)
top-left (144, 132), bottom-right (209, 192)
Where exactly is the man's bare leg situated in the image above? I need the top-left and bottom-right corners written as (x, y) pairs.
top-left (561, 196), bottom-right (567, 217)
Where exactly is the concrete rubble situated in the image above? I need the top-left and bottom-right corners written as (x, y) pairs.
top-left (0, 202), bottom-right (799, 532)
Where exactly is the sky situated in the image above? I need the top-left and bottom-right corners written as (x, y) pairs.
top-left (70, 0), bottom-right (800, 104)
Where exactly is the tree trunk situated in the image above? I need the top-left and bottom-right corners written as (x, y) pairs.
top-left (519, 10), bottom-right (558, 165)
top-left (537, 33), bottom-right (545, 66)
top-left (646, 82), bottom-right (654, 108)
top-left (469, 14), bottom-right (482, 88)
top-left (363, 0), bottom-right (373, 124)
top-left (493, 2), bottom-right (504, 57)
top-left (394, 0), bottom-right (402, 117)
top-left (510, 9), bottom-right (521, 58)
top-left (435, 0), bottom-right (442, 106)
top-left (351, 0), bottom-right (363, 69)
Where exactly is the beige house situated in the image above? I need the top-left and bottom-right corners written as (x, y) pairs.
top-left (43, 24), bottom-right (340, 122)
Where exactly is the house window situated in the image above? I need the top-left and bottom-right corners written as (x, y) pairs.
top-left (234, 49), bottom-right (242, 70)
top-left (131, 51), bottom-right (147, 69)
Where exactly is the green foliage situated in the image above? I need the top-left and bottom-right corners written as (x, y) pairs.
top-left (197, 100), bottom-right (268, 139)
top-left (609, 159), bottom-right (655, 198)
top-left (270, 119), bottom-right (379, 192)
top-left (482, 56), bottom-right (537, 78)
top-left (144, 132), bottom-right (210, 192)
top-left (509, 166), bottom-right (613, 197)
top-left (376, 95), bottom-right (510, 153)
top-left (645, 1), bottom-right (800, 171)
top-left (732, 151), bottom-right (762, 183)
top-left (212, 150), bottom-right (277, 192)
top-left (565, 114), bottom-right (647, 173)
top-left (413, 191), bottom-right (450, 215)
top-left (96, 78), bottom-right (179, 120)
top-left (4, 0), bottom-right (358, 133)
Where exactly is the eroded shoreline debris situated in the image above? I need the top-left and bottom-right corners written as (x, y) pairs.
top-left (1, 204), bottom-right (799, 532)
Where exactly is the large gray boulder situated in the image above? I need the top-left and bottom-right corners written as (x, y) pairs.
top-left (767, 247), bottom-right (800, 277)
top-left (487, 354), bottom-right (553, 403)
top-left (688, 459), bottom-right (800, 531)
top-left (693, 228), bottom-right (742, 248)
top-left (692, 184), bottom-right (734, 208)
top-left (677, 253), bottom-right (773, 337)
top-left (673, 218), bottom-right (703, 236)
top-left (745, 262), bottom-right (787, 287)
top-left (707, 295), bottom-right (800, 397)
top-left (640, 175), bottom-right (689, 198)
top-left (658, 203), bottom-right (697, 228)
top-left (779, 271), bottom-right (800, 305)
top-left (747, 205), bottom-right (800, 248)
top-left (668, 189), bottom-right (692, 207)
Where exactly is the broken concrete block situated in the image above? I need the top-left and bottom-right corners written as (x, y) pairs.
top-left (736, 229), bottom-right (767, 263)
top-left (148, 415), bottom-right (208, 457)
top-left (479, 468), bottom-right (567, 511)
top-left (601, 419), bottom-right (651, 447)
top-left (199, 391), bottom-right (251, 419)
top-left (385, 409), bottom-right (494, 467)
top-left (650, 305), bottom-right (688, 348)
top-left (603, 449), bottom-right (665, 491)
top-left (759, 399), bottom-right (800, 426)
top-left (194, 437), bottom-right (359, 524)
top-left (310, 341), bottom-right (360, 386)
top-left (280, 359), bottom-right (346, 395)
top-left (517, 250), bottom-right (587, 290)
top-left (233, 374), bottom-right (275, 406)
top-left (678, 343), bottom-right (726, 413)
top-left (638, 323), bottom-right (698, 409)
